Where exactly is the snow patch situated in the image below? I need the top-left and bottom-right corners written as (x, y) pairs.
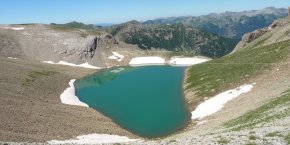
top-left (129, 57), bottom-right (165, 66)
top-left (12, 27), bottom-right (24, 30)
top-left (60, 79), bottom-right (88, 107)
top-left (43, 61), bottom-right (54, 64)
top-left (43, 61), bottom-right (100, 69)
top-left (0, 26), bottom-right (24, 30)
top-left (77, 62), bottom-right (101, 69)
top-left (191, 84), bottom-right (255, 120)
top-left (8, 57), bottom-right (18, 60)
top-left (169, 57), bottom-right (209, 66)
top-left (109, 51), bottom-right (124, 62)
top-left (47, 134), bottom-right (142, 144)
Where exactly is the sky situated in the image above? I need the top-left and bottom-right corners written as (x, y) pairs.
top-left (0, 0), bottom-right (289, 24)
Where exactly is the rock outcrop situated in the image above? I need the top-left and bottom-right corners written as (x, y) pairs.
top-left (232, 15), bottom-right (288, 52)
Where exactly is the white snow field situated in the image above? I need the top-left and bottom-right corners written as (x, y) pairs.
top-left (169, 57), bottom-right (210, 66)
top-left (191, 84), bottom-right (255, 120)
top-left (7, 57), bottom-right (18, 60)
top-left (47, 133), bottom-right (142, 144)
top-left (43, 61), bottom-right (100, 69)
top-left (129, 57), bottom-right (165, 66)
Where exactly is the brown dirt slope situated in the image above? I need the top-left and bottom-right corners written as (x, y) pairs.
top-left (0, 56), bottom-right (138, 143)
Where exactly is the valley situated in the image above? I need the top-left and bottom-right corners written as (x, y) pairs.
top-left (0, 5), bottom-right (290, 145)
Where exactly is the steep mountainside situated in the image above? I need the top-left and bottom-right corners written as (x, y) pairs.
top-left (144, 7), bottom-right (288, 39)
top-left (109, 22), bottom-right (238, 58)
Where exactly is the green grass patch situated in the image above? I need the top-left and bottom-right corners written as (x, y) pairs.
top-left (265, 132), bottom-right (283, 137)
top-left (249, 135), bottom-right (257, 140)
top-left (186, 40), bottom-right (290, 99)
top-left (22, 70), bottom-right (56, 86)
top-left (217, 137), bottom-right (230, 144)
top-left (285, 133), bottom-right (290, 144)
top-left (224, 89), bottom-right (290, 131)
top-left (168, 139), bottom-right (177, 143)
top-left (245, 142), bottom-right (257, 145)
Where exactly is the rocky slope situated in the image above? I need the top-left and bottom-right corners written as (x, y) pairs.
top-left (109, 22), bottom-right (238, 58)
top-left (144, 7), bottom-right (288, 39)
top-left (233, 13), bottom-right (290, 52)
top-left (0, 24), bottom-right (148, 67)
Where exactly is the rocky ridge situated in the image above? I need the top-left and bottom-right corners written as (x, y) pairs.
top-left (233, 11), bottom-right (290, 52)
top-left (0, 24), bottom-right (146, 67)
top-left (144, 7), bottom-right (288, 39)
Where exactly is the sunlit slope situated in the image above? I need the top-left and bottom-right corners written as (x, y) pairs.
top-left (185, 16), bottom-right (290, 106)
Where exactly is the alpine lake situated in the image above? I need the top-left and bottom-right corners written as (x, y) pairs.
top-left (75, 65), bottom-right (190, 138)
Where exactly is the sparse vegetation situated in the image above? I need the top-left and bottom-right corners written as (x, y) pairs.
top-left (249, 135), bottom-right (257, 140)
top-left (224, 89), bottom-right (290, 130)
top-left (217, 137), bottom-right (230, 144)
top-left (285, 133), bottom-right (290, 144)
top-left (50, 22), bottom-right (102, 37)
top-left (168, 139), bottom-right (177, 143)
top-left (22, 70), bottom-right (56, 86)
top-left (245, 142), bottom-right (257, 145)
top-left (265, 132), bottom-right (283, 137)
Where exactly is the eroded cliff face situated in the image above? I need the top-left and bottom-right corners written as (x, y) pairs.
top-left (0, 24), bottom-right (140, 67)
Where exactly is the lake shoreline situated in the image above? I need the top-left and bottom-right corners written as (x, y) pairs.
top-left (0, 56), bottom-right (207, 143)
top-left (73, 66), bottom-right (191, 140)
top-left (58, 64), bottom-right (204, 142)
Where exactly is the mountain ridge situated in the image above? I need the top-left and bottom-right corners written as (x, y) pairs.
top-left (143, 7), bottom-right (288, 39)
top-left (108, 23), bottom-right (238, 58)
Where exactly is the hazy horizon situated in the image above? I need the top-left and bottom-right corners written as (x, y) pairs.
top-left (0, 0), bottom-right (289, 24)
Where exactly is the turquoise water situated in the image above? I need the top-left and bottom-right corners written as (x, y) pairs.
top-left (75, 66), bottom-right (190, 138)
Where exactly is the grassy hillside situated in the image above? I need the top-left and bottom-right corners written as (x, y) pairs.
top-left (185, 39), bottom-right (290, 102)
top-left (224, 88), bottom-right (290, 131)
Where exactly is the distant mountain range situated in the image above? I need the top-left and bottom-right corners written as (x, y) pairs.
top-left (49, 7), bottom-right (289, 58)
top-left (95, 23), bottom-right (115, 27)
top-left (143, 7), bottom-right (288, 39)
